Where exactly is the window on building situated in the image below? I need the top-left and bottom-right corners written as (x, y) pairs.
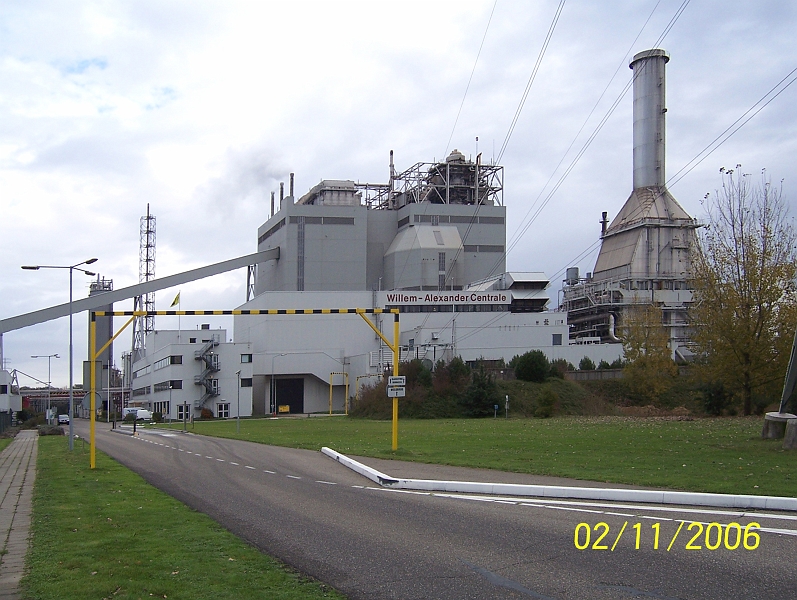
top-left (177, 403), bottom-right (189, 421)
top-left (552, 334), bottom-right (563, 346)
top-left (217, 403), bottom-right (230, 418)
top-left (240, 378), bottom-right (253, 387)
top-left (171, 380), bottom-right (183, 390)
top-left (241, 354), bottom-right (252, 363)
top-left (0, 385), bottom-right (7, 394)
top-left (189, 337), bottom-right (197, 343)
top-left (210, 379), bottom-right (219, 394)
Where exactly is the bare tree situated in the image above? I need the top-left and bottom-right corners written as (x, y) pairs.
top-left (691, 166), bottom-right (797, 415)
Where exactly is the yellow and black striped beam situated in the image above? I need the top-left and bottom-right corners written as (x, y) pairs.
top-left (92, 308), bottom-right (399, 318)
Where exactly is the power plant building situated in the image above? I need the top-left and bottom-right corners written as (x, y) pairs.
top-left (561, 49), bottom-right (699, 360)
top-left (233, 151), bottom-right (621, 416)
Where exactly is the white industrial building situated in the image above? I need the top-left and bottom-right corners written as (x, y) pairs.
top-left (128, 327), bottom-right (253, 420)
top-left (0, 370), bottom-right (22, 413)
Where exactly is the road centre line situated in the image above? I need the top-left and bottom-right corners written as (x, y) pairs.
top-left (286, 475), bottom-right (301, 480)
top-left (245, 466), bottom-right (255, 470)
top-left (230, 462), bottom-right (239, 465)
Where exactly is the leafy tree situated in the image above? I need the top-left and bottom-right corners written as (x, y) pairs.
top-left (548, 358), bottom-right (573, 379)
top-left (578, 356), bottom-right (596, 371)
top-left (597, 360), bottom-right (611, 370)
top-left (691, 167), bottom-right (797, 415)
top-left (513, 350), bottom-right (549, 383)
top-left (459, 365), bottom-right (501, 417)
top-left (621, 304), bottom-right (678, 402)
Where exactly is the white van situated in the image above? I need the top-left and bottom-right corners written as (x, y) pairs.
top-left (122, 408), bottom-right (152, 421)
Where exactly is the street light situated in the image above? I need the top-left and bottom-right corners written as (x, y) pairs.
top-left (31, 353), bottom-right (59, 422)
top-left (235, 370), bottom-right (241, 434)
top-left (270, 353), bottom-right (287, 416)
top-left (22, 258), bottom-right (98, 450)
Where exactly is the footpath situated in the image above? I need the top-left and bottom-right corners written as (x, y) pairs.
top-left (0, 431), bottom-right (37, 600)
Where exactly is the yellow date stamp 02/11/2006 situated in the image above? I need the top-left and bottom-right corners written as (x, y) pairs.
top-left (574, 521), bottom-right (761, 551)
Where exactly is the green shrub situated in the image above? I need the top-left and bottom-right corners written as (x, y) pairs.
top-left (514, 350), bottom-right (550, 383)
top-left (534, 389), bottom-right (559, 418)
top-left (700, 381), bottom-right (729, 416)
top-left (579, 356), bottom-right (596, 371)
top-left (458, 365), bottom-right (501, 417)
top-left (200, 408), bottom-right (214, 420)
top-left (549, 358), bottom-right (573, 379)
top-left (597, 359), bottom-right (611, 369)
top-left (152, 412), bottom-right (163, 423)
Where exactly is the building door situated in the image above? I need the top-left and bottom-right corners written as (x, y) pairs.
top-left (275, 378), bottom-right (304, 414)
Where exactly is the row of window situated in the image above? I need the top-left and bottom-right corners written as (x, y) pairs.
top-left (154, 380), bottom-right (183, 392)
top-left (288, 216), bottom-right (355, 226)
top-left (154, 355), bottom-right (183, 371)
top-left (398, 214), bottom-right (505, 227)
top-left (136, 377), bottom-right (252, 396)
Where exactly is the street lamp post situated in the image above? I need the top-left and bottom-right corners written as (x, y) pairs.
top-left (235, 369), bottom-right (241, 434)
top-left (270, 353), bottom-right (287, 416)
top-left (22, 258), bottom-right (98, 450)
top-left (31, 353), bottom-right (59, 422)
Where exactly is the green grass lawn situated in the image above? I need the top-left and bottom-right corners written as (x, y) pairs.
top-left (23, 436), bottom-right (345, 600)
top-left (170, 416), bottom-right (796, 497)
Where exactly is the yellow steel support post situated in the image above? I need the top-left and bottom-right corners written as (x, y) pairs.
top-left (344, 373), bottom-right (349, 416)
top-left (392, 312), bottom-right (399, 450)
top-left (89, 317), bottom-right (96, 469)
top-left (356, 309), bottom-right (401, 450)
top-left (90, 312), bottom-right (139, 469)
top-left (328, 373), bottom-right (334, 415)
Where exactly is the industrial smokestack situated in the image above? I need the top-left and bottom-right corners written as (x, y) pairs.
top-left (270, 191), bottom-right (275, 217)
top-left (629, 49), bottom-right (669, 189)
top-left (289, 173), bottom-right (294, 198)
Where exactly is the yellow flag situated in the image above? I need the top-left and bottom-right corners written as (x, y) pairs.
top-left (170, 292), bottom-right (180, 307)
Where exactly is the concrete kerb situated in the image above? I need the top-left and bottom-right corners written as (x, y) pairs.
top-left (321, 447), bottom-right (797, 512)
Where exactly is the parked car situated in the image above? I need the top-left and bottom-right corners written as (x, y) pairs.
top-left (58, 414), bottom-right (70, 425)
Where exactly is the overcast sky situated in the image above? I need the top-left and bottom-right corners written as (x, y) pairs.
top-left (2, 0), bottom-right (796, 387)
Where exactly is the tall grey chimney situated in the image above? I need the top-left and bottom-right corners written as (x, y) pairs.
top-left (629, 49), bottom-right (669, 189)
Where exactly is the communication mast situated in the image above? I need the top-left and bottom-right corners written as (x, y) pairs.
top-left (131, 204), bottom-right (156, 360)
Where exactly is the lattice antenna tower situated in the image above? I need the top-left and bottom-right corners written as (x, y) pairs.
top-left (132, 204), bottom-right (156, 355)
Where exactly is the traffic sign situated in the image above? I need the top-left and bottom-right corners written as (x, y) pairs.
top-left (387, 386), bottom-right (405, 398)
top-left (388, 376), bottom-right (406, 386)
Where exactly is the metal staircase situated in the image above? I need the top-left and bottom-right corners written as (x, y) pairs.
top-left (194, 336), bottom-right (220, 408)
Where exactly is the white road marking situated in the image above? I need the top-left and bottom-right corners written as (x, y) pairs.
top-left (286, 475), bottom-right (301, 480)
top-left (230, 462), bottom-right (239, 466)
top-left (263, 470), bottom-right (275, 474)
top-left (245, 466), bottom-right (255, 470)
top-left (315, 480), bottom-right (337, 485)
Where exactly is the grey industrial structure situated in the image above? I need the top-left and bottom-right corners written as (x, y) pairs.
top-left (560, 49), bottom-right (699, 360)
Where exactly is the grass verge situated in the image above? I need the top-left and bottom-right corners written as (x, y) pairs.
top-left (23, 436), bottom-right (345, 600)
top-left (171, 416), bottom-right (795, 497)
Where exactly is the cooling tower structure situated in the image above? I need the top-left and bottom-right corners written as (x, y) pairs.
top-left (561, 49), bottom-right (700, 360)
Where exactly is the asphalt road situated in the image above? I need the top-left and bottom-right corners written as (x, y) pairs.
top-left (77, 420), bottom-right (797, 600)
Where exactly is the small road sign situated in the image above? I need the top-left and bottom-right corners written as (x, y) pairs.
top-left (388, 376), bottom-right (406, 386)
top-left (387, 386), bottom-right (406, 398)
